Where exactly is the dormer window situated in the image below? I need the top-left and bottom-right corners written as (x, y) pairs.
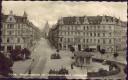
top-left (10, 18), bottom-right (12, 21)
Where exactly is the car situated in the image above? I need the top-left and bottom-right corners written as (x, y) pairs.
top-left (51, 53), bottom-right (61, 59)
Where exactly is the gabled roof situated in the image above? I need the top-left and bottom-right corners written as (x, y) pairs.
top-left (2, 14), bottom-right (27, 23)
top-left (59, 16), bottom-right (120, 25)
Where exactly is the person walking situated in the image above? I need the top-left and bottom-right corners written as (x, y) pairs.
top-left (71, 63), bottom-right (73, 69)
top-left (28, 69), bottom-right (31, 74)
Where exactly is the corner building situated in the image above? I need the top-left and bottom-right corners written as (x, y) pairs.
top-left (52, 16), bottom-right (125, 53)
top-left (0, 11), bottom-right (41, 54)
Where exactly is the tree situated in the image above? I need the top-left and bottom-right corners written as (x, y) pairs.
top-left (10, 48), bottom-right (22, 61)
top-left (99, 49), bottom-right (106, 59)
top-left (70, 46), bottom-right (75, 53)
top-left (0, 52), bottom-right (13, 77)
top-left (113, 52), bottom-right (119, 59)
top-left (21, 48), bottom-right (31, 59)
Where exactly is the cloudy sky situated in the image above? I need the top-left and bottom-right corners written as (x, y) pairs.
top-left (2, 1), bottom-right (127, 30)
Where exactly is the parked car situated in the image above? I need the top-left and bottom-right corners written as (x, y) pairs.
top-left (51, 53), bottom-right (61, 59)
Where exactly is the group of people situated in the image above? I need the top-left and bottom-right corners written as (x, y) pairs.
top-left (49, 67), bottom-right (68, 75)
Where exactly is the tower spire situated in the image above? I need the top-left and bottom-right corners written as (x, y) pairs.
top-left (23, 11), bottom-right (27, 17)
top-left (9, 10), bottom-right (13, 15)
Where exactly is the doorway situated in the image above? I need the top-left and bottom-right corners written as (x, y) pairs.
top-left (7, 45), bottom-right (13, 52)
top-left (78, 44), bottom-right (81, 51)
top-left (97, 45), bottom-right (100, 51)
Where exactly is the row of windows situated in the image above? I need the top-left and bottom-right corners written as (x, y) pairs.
top-left (2, 24), bottom-right (28, 29)
top-left (59, 32), bottom-right (112, 37)
top-left (1, 38), bottom-right (21, 43)
top-left (0, 45), bottom-right (21, 51)
top-left (7, 38), bottom-right (21, 43)
top-left (60, 38), bottom-right (113, 44)
top-left (1, 30), bottom-right (32, 35)
top-left (59, 25), bottom-right (113, 30)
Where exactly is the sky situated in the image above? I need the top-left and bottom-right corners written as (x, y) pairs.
top-left (2, 1), bottom-right (127, 30)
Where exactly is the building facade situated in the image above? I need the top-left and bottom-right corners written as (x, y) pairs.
top-left (0, 11), bottom-right (41, 54)
top-left (49, 16), bottom-right (127, 53)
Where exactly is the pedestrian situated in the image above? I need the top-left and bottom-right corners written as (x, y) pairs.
top-left (32, 59), bottom-right (34, 62)
top-left (71, 63), bottom-right (73, 69)
top-left (81, 65), bottom-right (82, 69)
top-left (28, 69), bottom-right (31, 74)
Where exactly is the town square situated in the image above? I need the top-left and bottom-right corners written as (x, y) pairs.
top-left (0, 1), bottom-right (127, 79)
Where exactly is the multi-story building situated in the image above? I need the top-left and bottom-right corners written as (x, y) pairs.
top-left (48, 24), bottom-right (58, 48)
top-left (49, 15), bottom-right (127, 53)
top-left (120, 22), bottom-right (127, 52)
top-left (0, 11), bottom-right (41, 54)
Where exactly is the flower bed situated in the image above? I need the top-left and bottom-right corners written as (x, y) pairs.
top-left (87, 58), bottom-right (121, 77)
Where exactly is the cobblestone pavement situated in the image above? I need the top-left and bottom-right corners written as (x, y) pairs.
top-left (12, 38), bottom-right (126, 79)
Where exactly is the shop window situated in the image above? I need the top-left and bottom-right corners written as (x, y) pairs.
top-left (7, 46), bottom-right (13, 52)
top-left (15, 45), bottom-right (21, 49)
top-left (0, 46), bottom-right (4, 51)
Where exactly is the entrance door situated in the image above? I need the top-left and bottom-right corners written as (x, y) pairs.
top-left (78, 44), bottom-right (81, 51)
top-left (7, 45), bottom-right (13, 52)
top-left (97, 45), bottom-right (100, 51)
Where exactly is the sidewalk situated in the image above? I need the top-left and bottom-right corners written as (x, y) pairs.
top-left (12, 59), bottom-right (32, 74)
top-left (12, 40), bottom-right (39, 75)
top-left (42, 50), bottom-right (88, 79)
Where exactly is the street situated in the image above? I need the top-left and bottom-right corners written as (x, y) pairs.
top-left (30, 38), bottom-right (56, 74)
top-left (11, 37), bottom-right (126, 79)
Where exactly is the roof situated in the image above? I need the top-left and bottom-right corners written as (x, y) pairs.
top-left (74, 51), bottom-right (93, 57)
top-left (2, 14), bottom-right (27, 23)
top-left (59, 16), bottom-right (120, 25)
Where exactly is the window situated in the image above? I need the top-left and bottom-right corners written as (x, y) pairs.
top-left (18, 24), bottom-right (20, 29)
top-left (109, 33), bottom-right (111, 36)
top-left (86, 39), bottom-right (88, 43)
top-left (90, 39), bottom-right (92, 42)
top-left (7, 38), bottom-right (9, 43)
top-left (10, 18), bottom-right (12, 21)
top-left (84, 26), bottom-right (86, 30)
top-left (7, 24), bottom-right (10, 29)
top-left (103, 33), bottom-right (105, 37)
top-left (94, 33), bottom-right (96, 37)
top-left (7, 46), bottom-right (13, 52)
top-left (94, 26), bottom-right (96, 29)
top-left (98, 33), bottom-right (100, 37)
top-left (98, 39), bottom-right (100, 43)
top-left (7, 24), bottom-right (14, 29)
top-left (109, 39), bottom-right (111, 44)
top-left (84, 32), bottom-right (85, 36)
top-left (17, 38), bottom-right (20, 43)
top-left (103, 39), bottom-right (106, 44)
top-left (10, 24), bottom-right (14, 29)
top-left (87, 26), bottom-right (89, 30)
top-left (87, 33), bottom-right (88, 37)
top-left (94, 39), bottom-right (96, 43)
top-left (90, 33), bottom-right (92, 37)
top-left (67, 26), bottom-right (70, 30)
top-left (83, 39), bottom-right (85, 42)
top-left (98, 26), bottom-right (100, 29)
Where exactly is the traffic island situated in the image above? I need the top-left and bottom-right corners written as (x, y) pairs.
top-left (87, 58), bottom-right (121, 78)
